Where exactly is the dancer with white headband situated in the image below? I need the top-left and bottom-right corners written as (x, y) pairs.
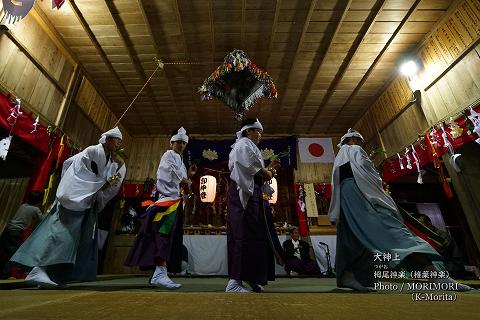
top-left (11, 127), bottom-right (126, 287)
top-left (329, 128), bottom-right (473, 292)
top-left (125, 127), bottom-right (197, 289)
top-left (225, 118), bottom-right (282, 293)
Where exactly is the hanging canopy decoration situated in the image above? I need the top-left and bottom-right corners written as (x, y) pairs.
top-left (1, 0), bottom-right (35, 24)
top-left (199, 49), bottom-right (277, 119)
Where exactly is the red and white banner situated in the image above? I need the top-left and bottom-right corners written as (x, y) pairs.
top-left (298, 138), bottom-right (335, 163)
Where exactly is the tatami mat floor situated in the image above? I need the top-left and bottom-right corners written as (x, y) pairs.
top-left (1, 277), bottom-right (479, 320)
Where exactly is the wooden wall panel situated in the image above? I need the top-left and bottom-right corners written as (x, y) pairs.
top-left (8, 15), bottom-right (73, 91)
top-left (355, 109), bottom-right (378, 142)
top-left (75, 76), bottom-right (132, 151)
top-left (62, 102), bottom-right (103, 148)
top-left (421, 46), bottom-right (480, 124)
top-left (355, 0), bottom-right (480, 155)
top-left (0, 15), bottom-right (73, 124)
top-left (125, 135), bottom-right (170, 182)
top-left (294, 163), bottom-right (333, 184)
top-left (380, 103), bottom-right (429, 157)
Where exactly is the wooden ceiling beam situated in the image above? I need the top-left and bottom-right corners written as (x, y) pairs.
top-left (306, 0), bottom-right (388, 133)
top-left (104, 0), bottom-right (166, 132)
top-left (31, 3), bottom-right (77, 66)
top-left (207, 0), bottom-right (221, 132)
top-left (255, 0), bottom-right (281, 119)
top-left (137, 0), bottom-right (186, 126)
top-left (66, 0), bottom-right (150, 134)
top-left (271, 0), bottom-right (318, 132)
top-left (208, 0), bottom-right (216, 68)
top-left (287, 0), bottom-right (352, 132)
top-left (264, 0), bottom-right (281, 68)
top-left (326, 0), bottom-right (423, 132)
top-left (173, 0), bottom-right (205, 132)
top-left (241, 0), bottom-right (246, 49)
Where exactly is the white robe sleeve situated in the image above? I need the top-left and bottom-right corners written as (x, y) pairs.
top-left (231, 143), bottom-right (264, 194)
top-left (156, 150), bottom-right (187, 199)
top-left (56, 145), bottom-right (107, 211)
top-left (328, 145), bottom-right (399, 222)
top-left (229, 138), bottom-right (265, 209)
top-left (350, 146), bottom-right (400, 217)
top-left (94, 163), bottom-right (126, 213)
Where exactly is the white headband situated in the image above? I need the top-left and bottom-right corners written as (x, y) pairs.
top-left (338, 128), bottom-right (364, 147)
top-left (99, 126), bottom-right (122, 144)
top-left (235, 119), bottom-right (263, 140)
top-left (170, 127), bottom-right (189, 143)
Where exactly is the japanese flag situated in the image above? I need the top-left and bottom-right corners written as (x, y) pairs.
top-left (298, 138), bottom-right (335, 163)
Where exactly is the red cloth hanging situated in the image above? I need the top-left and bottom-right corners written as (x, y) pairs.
top-left (294, 184), bottom-right (309, 236)
top-left (313, 183), bottom-right (332, 200)
top-left (0, 93), bottom-right (50, 154)
top-left (52, 0), bottom-right (65, 9)
top-left (119, 183), bottom-right (154, 198)
top-left (31, 137), bottom-right (59, 191)
top-left (382, 104), bottom-right (480, 183)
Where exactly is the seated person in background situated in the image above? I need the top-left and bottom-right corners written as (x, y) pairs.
top-left (283, 227), bottom-right (321, 275)
top-left (0, 190), bottom-right (45, 279)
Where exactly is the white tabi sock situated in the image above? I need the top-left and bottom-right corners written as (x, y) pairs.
top-left (339, 272), bottom-right (372, 292)
top-left (150, 266), bottom-right (181, 289)
top-left (25, 266), bottom-right (58, 288)
top-left (225, 279), bottom-right (251, 293)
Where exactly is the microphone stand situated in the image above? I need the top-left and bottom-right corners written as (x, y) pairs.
top-left (319, 242), bottom-right (335, 278)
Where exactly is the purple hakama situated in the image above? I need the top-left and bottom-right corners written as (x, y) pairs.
top-left (227, 181), bottom-right (281, 285)
top-left (124, 200), bottom-right (184, 273)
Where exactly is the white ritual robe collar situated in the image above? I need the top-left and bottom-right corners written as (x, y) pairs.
top-left (328, 145), bottom-right (398, 222)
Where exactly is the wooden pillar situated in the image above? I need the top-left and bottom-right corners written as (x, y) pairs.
top-left (443, 149), bottom-right (480, 254)
top-left (55, 65), bottom-right (81, 129)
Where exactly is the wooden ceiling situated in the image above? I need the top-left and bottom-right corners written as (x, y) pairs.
top-left (37, 0), bottom-right (456, 136)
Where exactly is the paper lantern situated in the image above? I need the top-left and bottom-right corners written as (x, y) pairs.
top-left (268, 177), bottom-right (278, 204)
top-left (199, 175), bottom-right (216, 203)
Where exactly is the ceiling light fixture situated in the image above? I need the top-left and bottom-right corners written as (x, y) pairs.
top-left (400, 60), bottom-right (418, 77)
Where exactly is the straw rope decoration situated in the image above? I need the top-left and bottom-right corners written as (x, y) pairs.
top-left (114, 58), bottom-right (207, 127)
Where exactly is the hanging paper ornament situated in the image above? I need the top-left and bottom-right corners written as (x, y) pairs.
top-left (441, 124), bottom-right (455, 154)
top-left (429, 127), bottom-right (439, 147)
top-left (31, 115), bottom-right (39, 133)
top-left (1, 0), bottom-right (35, 24)
top-left (6, 98), bottom-right (22, 126)
top-left (410, 144), bottom-right (423, 184)
top-left (467, 107), bottom-right (480, 144)
top-left (441, 124), bottom-right (462, 173)
top-left (449, 154), bottom-right (462, 173)
top-left (397, 153), bottom-right (404, 170)
top-left (0, 135), bottom-right (12, 160)
top-left (199, 49), bottom-right (277, 119)
top-left (447, 117), bottom-right (463, 139)
top-left (405, 147), bottom-right (412, 170)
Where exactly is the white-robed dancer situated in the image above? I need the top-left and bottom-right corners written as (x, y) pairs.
top-left (328, 129), bottom-right (473, 292)
top-left (225, 118), bottom-right (282, 293)
top-left (11, 127), bottom-right (126, 287)
top-left (125, 127), bottom-right (197, 289)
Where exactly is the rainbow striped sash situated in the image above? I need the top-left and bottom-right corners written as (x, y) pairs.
top-left (142, 199), bottom-right (181, 234)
